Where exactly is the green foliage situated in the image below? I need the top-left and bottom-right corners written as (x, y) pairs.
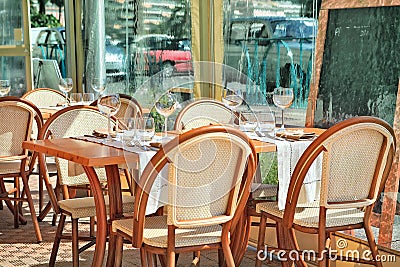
top-left (149, 108), bottom-right (164, 132)
top-left (259, 152), bottom-right (278, 185)
top-left (31, 13), bottom-right (61, 28)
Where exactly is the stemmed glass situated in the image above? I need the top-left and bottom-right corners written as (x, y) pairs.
top-left (155, 92), bottom-right (178, 136)
top-left (91, 77), bottom-right (107, 98)
top-left (97, 94), bottom-right (121, 141)
top-left (272, 87), bottom-right (294, 131)
top-left (58, 78), bottom-right (73, 106)
top-left (0, 80), bottom-right (11, 96)
top-left (222, 88), bottom-right (243, 126)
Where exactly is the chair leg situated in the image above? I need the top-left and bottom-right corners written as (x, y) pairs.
top-left (21, 173), bottom-right (43, 243)
top-left (106, 233), bottom-right (117, 267)
top-left (113, 235), bottom-right (124, 267)
top-left (0, 178), bottom-right (26, 224)
top-left (365, 225), bottom-right (383, 267)
top-left (255, 213), bottom-right (267, 267)
top-left (218, 248), bottom-right (224, 267)
top-left (50, 213), bottom-right (66, 267)
top-left (71, 218), bottom-right (80, 267)
top-left (221, 237), bottom-right (235, 267)
top-left (276, 223), bottom-right (291, 267)
top-left (287, 227), bottom-right (307, 267)
top-left (140, 247), bottom-right (148, 267)
top-left (14, 177), bottom-right (20, 228)
top-left (317, 228), bottom-right (327, 267)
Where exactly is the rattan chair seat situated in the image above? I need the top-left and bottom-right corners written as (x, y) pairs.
top-left (256, 201), bottom-right (364, 228)
top-left (251, 183), bottom-right (278, 199)
top-left (0, 160), bottom-right (30, 174)
top-left (112, 215), bottom-right (223, 248)
top-left (59, 195), bottom-right (135, 219)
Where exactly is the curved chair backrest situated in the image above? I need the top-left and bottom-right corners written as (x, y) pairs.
top-left (0, 96), bottom-right (43, 174)
top-left (38, 105), bottom-right (115, 186)
top-left (22, 88), bottom-right (65, 107)
top-left (284, 116), bottom-right (395, 227)
top-left (132, 125), bottom-right (257, 246)
top-left (174, 99), bottom-right (239, 131)
top-left (91, 93), bottom-right (143, 125)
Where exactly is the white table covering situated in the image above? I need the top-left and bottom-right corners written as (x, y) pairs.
top-left (246, 132), bottom-right (322, 210)
top-left (72, 135), bottom-right (172, 214)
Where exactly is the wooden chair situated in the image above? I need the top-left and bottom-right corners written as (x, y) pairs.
top-left (175, 98), bottom-right (277, 224)
top-left (174, 98), bottom-right (239, 130)
top-left (22, 87), bottom-right (66, 213)
top-left (0, 96), bottom-right (44, 243)
top-left (22, 87), bottom-right (66, 107)
top-left (111, 125), bottom-right (258, 266)
top-left (255, 116), bottom-right (396, 267)
top-left (37, 105), bottom-right (135, 266)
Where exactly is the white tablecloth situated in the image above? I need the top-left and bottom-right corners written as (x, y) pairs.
top-left (246, 132), bottom-right (322, 210)
top-left (72, 135), bottom-right (171, 215)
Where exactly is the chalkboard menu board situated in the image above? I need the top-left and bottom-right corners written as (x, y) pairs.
top-left (306, 1), bottom-right (400, 128)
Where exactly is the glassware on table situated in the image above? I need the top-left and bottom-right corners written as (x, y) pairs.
top-left (155, 92), bottom-right (178, 136)
top-left (82, 93), bottom-right (95, 105)
top-left (256, 111), bottom-right (276, 136)
top-left (0, 80), bottom-right (11, 96)
top-left (222, 88), bottom-right (243, 126)
top-left (121, 117), bottom-right (136, 147)
top-left (132, 117), bottom-right (155, 147)
top-left (272, 87), bottom-right (294, 131)
top-left (58, 78), bottom-right (73, 106)
top-left (70, 93), bottom-right (82, 105)
top-left (97, 94), bottom-right (121, 141)
top-left (91, 77), bottom-right (107, 98)
top-left (239, 112), bottom-right (258, 132)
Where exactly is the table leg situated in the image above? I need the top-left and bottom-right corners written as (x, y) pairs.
top-left (105, 165), bottom-right (123, 267)
top-left (83, 166), bottom-right (108, 267)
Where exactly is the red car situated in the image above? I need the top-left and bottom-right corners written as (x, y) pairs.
top-left (130, 35), bottom-right (192, 76)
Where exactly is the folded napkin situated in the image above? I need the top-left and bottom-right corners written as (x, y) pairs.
top-left (276, 130), bottom-right (316, 141)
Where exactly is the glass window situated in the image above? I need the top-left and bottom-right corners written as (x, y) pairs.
top-left (223, 0), bottom-right (317, 127)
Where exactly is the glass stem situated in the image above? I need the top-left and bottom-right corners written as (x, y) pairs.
top-left (164, 116), bottom-right (168, 136)
top-left (107, 114), bottom-right (112, 140)
top-left (281, 109), bottom-right (285, 129)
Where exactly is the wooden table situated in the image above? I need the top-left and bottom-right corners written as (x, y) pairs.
top-left (23, 138), bottom-right (139, 267)
top-left (23, 127), bottom-right (324, 266)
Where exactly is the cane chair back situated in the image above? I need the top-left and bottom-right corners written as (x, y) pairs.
top-left (174, 99), bottom-right (239, 131)
top-left (22, 88), bottom-right (65, 107)
top-left (112, 126), bottom-right (257, 266)
top-left (39, 105), bottom-right (112, 187)
top-left (255, 116), bottom-right (395, 267)
top-left (0, 96), bottom-right (44, 242)
top-left (90, 93), bottom-right (143, 126)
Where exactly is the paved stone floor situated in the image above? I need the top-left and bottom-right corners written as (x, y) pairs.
top-left (0, 174), bottom-right (279, 266)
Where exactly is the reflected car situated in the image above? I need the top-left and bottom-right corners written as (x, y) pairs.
top-left (31, 27), bottom-right (126, 79)
top-left (129, 34), bottom-right (192, 76)
top-left (225, 17), bottom-right (317, 91)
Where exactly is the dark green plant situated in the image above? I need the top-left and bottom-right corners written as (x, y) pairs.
top-left (31, 13), bottom-right (61, 28)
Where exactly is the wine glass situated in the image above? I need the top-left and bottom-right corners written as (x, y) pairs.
top-left (91, 77), bottom-right (107, 98)
top-left (272, 87), bottom-right (294, 131)
top-left (155, 92), bottom-right (178, 136)
top-left (222, 88), bottom-right (243, 126)
top-left (58, 78), bottom-right (73, 106)
top-left (0, 80), bottom-right (11, 96)
top-left (97, 94), bottom-right (121, 141)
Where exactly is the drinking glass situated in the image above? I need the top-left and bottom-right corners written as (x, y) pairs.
top-left (91, 77), bottom-right (107, 97)
top-left (97, 94), bottom-right (121, 141)
top-left (58, 78), bottom-right (73, 106)
top-left (239, 112), bottom-right (258, 132)
top-left (133, 117), bottom-right (155, 146)
top-left (272, 87), bottom-right (294, 131)
top-left (82, 93), bottom-right (95, 105)
top-left (0, 80), bottom-right (11, 96)
top-left (70, 93), bottom-right (82, 105)
top-left (222, 88), bottom-right (243, 126)
top-left (256, 111), bottom-right (275, 136)
top-left (155, 92), bottom-right (178, 136)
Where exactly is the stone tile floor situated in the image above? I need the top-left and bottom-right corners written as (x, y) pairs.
top-left (0, 174), bottom-right (279, 266)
